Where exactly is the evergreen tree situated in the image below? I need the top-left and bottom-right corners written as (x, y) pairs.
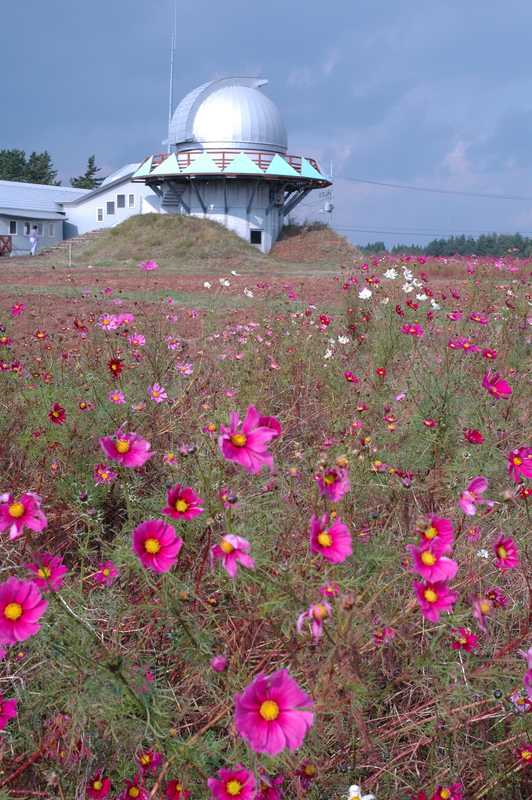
top-left (24, 151), bottom-right (60, 184)
top-left (0, 149), bottom-right (28, 181)
top-left (70, 155), bottom-right (103, 189)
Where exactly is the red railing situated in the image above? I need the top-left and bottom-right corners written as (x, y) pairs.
top-left (148, 149), bottom-right (325, 176)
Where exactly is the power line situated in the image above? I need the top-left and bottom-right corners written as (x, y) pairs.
top-left (333, 224), bottom-right (532, 238)
top-left (336, 175), bottom-right (532, 202)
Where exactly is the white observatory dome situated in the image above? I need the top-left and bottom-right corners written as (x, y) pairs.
top-left (169, 77), bottom-right (288, 154)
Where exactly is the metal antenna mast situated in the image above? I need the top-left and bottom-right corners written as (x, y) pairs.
top-left (167, 0), bottom-right (177, 153)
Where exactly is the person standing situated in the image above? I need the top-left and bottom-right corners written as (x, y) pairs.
top-left (29, 225), bottom-right (40, 256)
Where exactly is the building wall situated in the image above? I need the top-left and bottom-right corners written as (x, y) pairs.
top-left (65, 180), bottom-right (160, 236)
top-left (0, 215), bottom-right (63, 256)
top-left (159, 179), bottom-right (285, 253)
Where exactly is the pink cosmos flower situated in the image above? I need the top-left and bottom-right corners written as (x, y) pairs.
top-left (257, 774), bottom-right (284, 800)
top-left (416, 516), bottom-right (454, 551)
top-left (450, 627), bottom-right (478, 652)
top-left (137, 749), bottom-right (163, 773)
top-left (401, 322), bottom-right (425, 337)
top-left (132, 520), bottom-right (183, 573)
top-left (432, 783), bottom-right (463, 800)
top-left (309, 513), bottom-right (352, 563)
top-left (108, 389), bottom-right (126, 404)
top-left (493, 534), bottom-right (520, 570)
top-left (165, 780), bottom-right (191, 799)
top-left (218, 405), bottom-right (279, 474)
top-left (297, 602), bottom-right (332, 642)
top-left (87, 773), bottom-right (112, 799)
top-left (0, 692), bottom-right (17, 730)
top-left (507, 447), bottom-right (532, 482)
top-left (472, 596), bottom-right (493, 631)
top-left (319, 581), bottom-right (340, 598)
top-left (482, 370), bottom-right (512, 399)
top-left (0, 577), bottom-right (48, 643)
top-left (207, 765), bottom-right (256, 800)
top-left (93, 560), bottom-right (119, 587)
top-left (119, 774), bottom-right (148, 800)
top-left (519, 646), bottom-right (532, 700)
top-left (0, 492), bottom-right (48, 540)
top-left (210, 655), bottom-right (228, 672)
top-left (234, 669), bottom-right (314, 755)
top-left (463, 428), bottom-right (484, 445)
top-left (25, 553), bottom-right (68, 592)
top-left (93, 463), bottom-right (118, 485)
top-left (139, 260), bottom-right (158, 271)
top-left (10, 303), bottom-right (26, 317)
top-left (176, 362), bottom-right (193, 376)
top-left (211, 535), bottom-right (255, 578)
top-left (128, 333), bottom-right (146, 347)
top-left (148, 383), bottom-right (167, 403)
top-left (162, 484), bottom-right (204, 521)
top-left (413, 580), bottom-right (458, 622)
top-left (408, 542), bottom-right (458, 582)
top-left (100, 430), bottom-right (152, 468)
top-left (373, 626), bottom-right (396, 646)
top-left (315, 466), bottom-right (350, 502)
top-left (459, 476), bottom-right (492, 516)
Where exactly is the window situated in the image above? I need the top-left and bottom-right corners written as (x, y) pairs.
top-left (106, 202), bottom-right (115, 215)
top-left (250, 229), bottom-right (263, 245)
top-left (35, 223), bottom-right (43, 235)
top-left (128, 194), bottom-right (135, 208)
top-left (9, 221), bottom-right (17, 235)
top-left (97, 208), bottom-right (103, 222)
top-left (48, 223), bottom-right (55, 237)
top-left (24, 222), bottom-right (31, 236)
top-left (117, 194), bottom-right (125, 209)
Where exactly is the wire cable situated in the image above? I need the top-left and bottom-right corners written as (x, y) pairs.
top-left (335, 175), bottom-right (532, 202)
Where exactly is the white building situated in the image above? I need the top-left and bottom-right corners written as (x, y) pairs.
top-left (0, 77), bottom-right (331, 256)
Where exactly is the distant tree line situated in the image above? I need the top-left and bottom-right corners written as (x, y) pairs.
top-left (362, 233), bottom-right (532, 257)
top-left (0, 149), bottom-right (103, 188)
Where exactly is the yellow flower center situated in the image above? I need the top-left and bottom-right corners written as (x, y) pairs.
top-left (317, 531), bottom-right (332, 548)
top-left (424, 525), bottom-right (437, 539)
top-left (423, 588), bottom-right (438, 603)
top-left (175, 499), bottom-right (189, 513)
top-left (323, 473), bottom-right (336, 485)
top-left (304, 764), bottom-right (317, 776)
top-left (144, 538), bottom-right (161, 554)
top-left (440, 790), bottom-right (451, 800)
top-left (421, 551), bottom-right (437, 566)
top-left (497, 545), bottom-right (508, 559)
top-left (207, 423), bottom-right (216, 432)
top-left (4, 602), bottom-right (23, 621)
top-left (312, 604), bottom-right (328, 621)
top-left (102, 568), bottom-right (110, 577)
top-left (139, 754), bottom-right (151, 765)
top-left (128, 789), bottom-right (140, 799)
top-left (520, 749), bottom-right (531, 760)
top-left (93, 780), bottom-right (103, 790)
top-left (37, 566), bottom-right (52, 579)
top-left (220, 539), bottom-right (234, 554)
top-left (226, 780), bottom-right (243, 796)
top-left (479, 600), bottom-right (491, 614)
top-left (230, 433), bottom-right (247, 447)
top-left (115, 439), bottom-right (130, 454)
top-left (259, 699), bottom-right (280, 720)
top-left (513, 456), bottom-right (522, 465)
top-left (8, 501), bottom-right (25, 518)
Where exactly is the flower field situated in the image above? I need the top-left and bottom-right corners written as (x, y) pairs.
top-left (0, 230), bottom-right (530, 799)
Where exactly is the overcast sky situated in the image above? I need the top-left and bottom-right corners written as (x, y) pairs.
top-left (2, 0), bottom-right (532, 246)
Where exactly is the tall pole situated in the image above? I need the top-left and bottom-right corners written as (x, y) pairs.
top-left (167, 0), bottom-right (177, 154)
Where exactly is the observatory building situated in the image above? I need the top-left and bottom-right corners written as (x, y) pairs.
top-left (132, 77), bottom-right (332, 253)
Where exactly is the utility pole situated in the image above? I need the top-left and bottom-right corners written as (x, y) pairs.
top-left (167, 0), bottom-right (177, 154)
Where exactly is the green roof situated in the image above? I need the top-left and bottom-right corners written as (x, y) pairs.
top-left (181, 152), bottom-right (221, 174)
top-left (266, 154), bottom-right (299, 177)
top-left (132, 157), bottom-right (153, 179)
top-left (223, 151), bottom-right (264, 175)
top-left (300, 158), bottom-right (325, 180)
top-left (150, 153), bottom-right (181, 177)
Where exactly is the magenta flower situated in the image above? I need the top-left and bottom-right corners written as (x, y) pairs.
top-left (413, 580), bottom-right (458, 622)
top-left (482, 370), bottom-right (512, 399)
top-left (87, 772), bottom-right (112, 799)
top-left (148, 383), bottom-right (168, 403)
top-left (0, 577), bottom-right (48, 643)
top-left (132, 519), bottom-right (183, 573)
top-left (207, 765), bottom-right (256, 800)
top-left (401, 322), bottom-right (425, 337)
top-left (459, 476), bottom-right (492, 516)
top-left (309, 513), bottom-right (352, 564)
top-left (315, 466), bottom-right (350, 502)
top-left (0, 492), bottom-right (47, 540)
top-left (0, 692), bottom-right (17, 730)
top-left (493, 534), bottom-right (520, 570)
top-left (108, 389), bottom-right (126, 404)
top-left (408, 543), bottom-right (458, 582)
top-left (93, 560), bottom-right (119, 587)
top-left (257, 774), bottom-right (284, 800)
top-left (137, 749), bottom-right (163, 773)
top-left (234, 669), bottom-right (314, 755)
top-left (417, 516), bottom-right (454, 552)
top-left (139, 260), bottom-right (159, 271)
top-left (297, 602), bottom-right (332, 642)
top-left (93, 463), bottom-right (118, 485)
top-left (519, 646), bottom-right (532, 700)
top-left (162, 484), bottom-right (204, 521)
top-left (25, 553), bottom-right (68, 592)
top-left (472, 596), bottom-right (493, 631)
top-left (119, 775), bottom-right (148, 800)
top-left (210, 655), bottom-right (228, 672)
top-left (450, 627), bottom-right (478, 652)
top-left (218, 405), bottom-right (279, 474)
top-left (100, 430), bottom-right (152, 468)
top-left (211, 535), bottom-right (255, 578)
top-left (507, 447), bottom-right (532, 482)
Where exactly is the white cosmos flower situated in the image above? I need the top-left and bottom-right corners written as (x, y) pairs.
top-left (412, 278), bottom-right (423, 287)
top-left (338, 335), bottom-right (350, 344)
top-left (477, 549), bottom-right (490, 560)
top-left (348, 785), bottom-right (375, 800)
top-left (203, 281), bottom-right (212, 289)
top-left (416, 293), bottom-right (428, 301)
top-left (380, 297), bottom-right (390, 305)
top-left (402, 283), bottom-right (414, 293)
top-left (219, 278), bottom-right (230, 287)
top-left (231, 270), bottom-right (241, 276)
top-left (431, 299), bottom-right (440, 310)
top-left (243, 288), bottom-right (254, 298)
top-left (324, 348), bottom-right (334, 359)
top-left (383, 268), bottom-right (398, 279)
top-left (358, 287), bottom-right (372, 299)
top-left (402, 268), bottom-right (413, 281)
